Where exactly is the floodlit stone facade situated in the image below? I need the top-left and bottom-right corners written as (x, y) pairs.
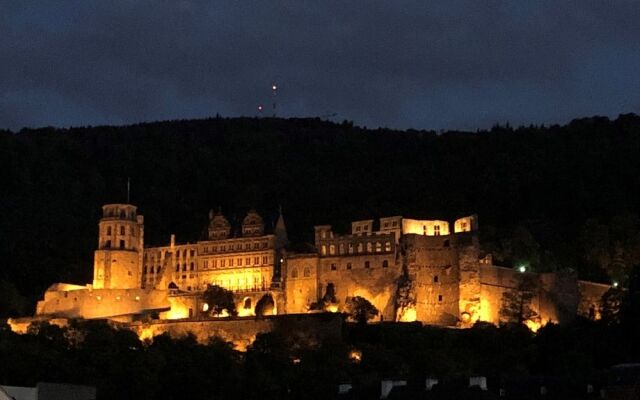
top-left (22, 203), bottom-right (609, 333)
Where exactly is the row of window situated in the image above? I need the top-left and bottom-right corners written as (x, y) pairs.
top-left (290, 267), bottom-right (312, 278)
top-left (103, 239), bottom-right (126, 249)
top-left (321, 241), bottom-right (392, 256)
top-left (202, 255), bottom-right (271, 269)
top-left (105, 225), bottom-right (135, 237)
top-left (202, 241), bottom-right (268, 253)
top-left (330, 260), bottom-right (389, 271)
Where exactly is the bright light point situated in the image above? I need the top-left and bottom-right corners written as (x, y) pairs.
top-left (202, 303), bottom-right (209, 312)
top-left (349, 349), bottom-right (362, 363)
top-left (613, 281), bottom-right (619, 288)
top-left (272, 84), bottom-right (277, 91)
top-left (518, 265), bottom-right (526, 273)
top-left (257, 105), bottom-right (263, 111)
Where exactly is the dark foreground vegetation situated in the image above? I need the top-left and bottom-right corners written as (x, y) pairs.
top-left (2, 114), bottom-right (640, 316)
top-left (2, 297), bottom-right (640, 400)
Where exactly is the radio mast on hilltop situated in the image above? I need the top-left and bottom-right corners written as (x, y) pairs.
top-left (272, 83), bottom-right (278, 117)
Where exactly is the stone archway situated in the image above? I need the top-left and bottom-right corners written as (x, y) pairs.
top-left (255, 293), bottom-right (276, 316)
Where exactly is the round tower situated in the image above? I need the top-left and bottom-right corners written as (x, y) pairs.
top-left (93, 204), bottom-right (144, 289)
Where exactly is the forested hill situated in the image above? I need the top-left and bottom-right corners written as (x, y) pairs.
top-left (2, 114), bottom-right (640, 313)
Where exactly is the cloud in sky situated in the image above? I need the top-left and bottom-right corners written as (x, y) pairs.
top-left (1, 1), bottom-right (640, 131)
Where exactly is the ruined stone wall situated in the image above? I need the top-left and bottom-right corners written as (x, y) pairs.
top-left (36, 287), bottom-right (171, 319)
top-left (130, 313), bottom-right (343, 351)
top-left (284, 254), bottom-right (320, 313)
top-left (457, 234), bottom-right (481, 326)
top-left (317, 253), bottom-right (400, 321)
top-left (403, 234), bottom-right (460, 325)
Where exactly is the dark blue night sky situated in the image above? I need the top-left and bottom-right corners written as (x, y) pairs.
top-left (1, 1), bottom-right (639, 131)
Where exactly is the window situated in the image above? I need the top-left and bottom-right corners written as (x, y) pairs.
top-left (176, 250), bottom-right (181, 258)
top-left (190, 262), bottom-right (194, 271)
top-left (221, 259), bottom-right (226, 268)
top-left (348, 243), bottom-right (354, 254)
top-left (156, 266), bottom-right (161, 273)
top-left (331, 263), bottom-right (337, 271)
top-left (321, 231), bottom-right (327, 239)
top-left (364, 261), bottom-right (370, 269)
top-left (105, 240), bottom-right (111, 248)
top-left (120, 226), bottom-right (125, 235)
top-left (238, 258), bottom-right (243, 266)
top-left (107, 226), bottom-right (112, 235)
top-left (423, 226), bottom-right (427, 235)
top-left (438, 294), bottom-right (443, 302)
top-left (355, 226), bottom-right (361, 232)
top-left (329, 244), bottom-right (336, 255)
top-left (246, 257), bottom-right (251, 265)
top-left (382, 260), bottom-right (389, 268)
top-left (357, 243), bottom-right (363, 253)
top-left (143, 266), bottom-right (148, 273)
top-left (175, 264), bottom-right (180, 272)
top-left (322, 245), bottom-right (327, 255)
top-left (434, 225), bottom-right (441, 236)
top-left (461, 222), bottom-right (467, 230)
top-left (303, 267), bottom-right (311, 277)
top-left (190, 250), bottom-right (195, 257)
top-left (213, 259), bottom-right (218, 268)
top-left (346, 262), bottom-right (352, 270)
top-left (385, 242), bottom-right (392, 252)
top-left (291, 268), bottom-right (298, 278)
top-left (339, 243), bottom-right (344, 254)
top-left (434, 275), bottom-right (439, 283)
top-left (254, 256), bottom-right (260, 265)
top-left (375, 242), bottom-right (382, 252)
top-left (204, 260), bottom-right (209, 268)
top-left (392, 221), bottom-right (397, 227)
top-left (130, 226), bottom-right (135, 236)
top-left (182, 263), bottom-right (187, 271)
top-left (119, 240), bottom-right (125, 249)
top-left (367, 242), bottom-right (372, 252)
top-left (384, 222), bottom-right (389, 228)
top-left (229, 258), bottom-right (234, 267)
top-left (254, 243), bottom-right (259, 249)
top-left (262, 256), bottom-right (268, 264)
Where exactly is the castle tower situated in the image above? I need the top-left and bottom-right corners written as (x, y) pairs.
top-left (241, 209), bottom-right (265, 237)
top-left (92, 204), bottom-right (144, 289)
top-left (208, 209), bottom-right (231, 240)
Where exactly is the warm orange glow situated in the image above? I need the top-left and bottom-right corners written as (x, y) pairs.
top-left (525, 318), bottom-right (542, 333)
top-left (326, 304), bottom-right (339, 313)
top-left (397, 307), bottom-right (417, 322)
top-left (402, 219), bottom-right (450, 236)
top-left (349, 349), bottom-right (362, 363)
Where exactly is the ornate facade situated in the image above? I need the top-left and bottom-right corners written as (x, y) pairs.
top-left (25, 203), bottom-right (610, 330)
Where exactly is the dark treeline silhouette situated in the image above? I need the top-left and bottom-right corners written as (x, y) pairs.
top-left (2, 114), bottom-right (640, 314)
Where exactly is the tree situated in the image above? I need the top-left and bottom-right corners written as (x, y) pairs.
top-left (499, 274), bottom-right (538, 325)
top-left (344, 296), bottom-right (378, 324)
top-left (202, 285), bottom-right (237, 317)
top-left (255, 294), bottom-right (276, 317)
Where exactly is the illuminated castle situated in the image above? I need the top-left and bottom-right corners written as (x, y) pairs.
top-left (29, 203), bottom-right (609, 329)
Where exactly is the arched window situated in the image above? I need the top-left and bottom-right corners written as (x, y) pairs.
top-left (190, 262), bottom-right (195, 271)
top-left (329, 244), bottom-right (336, 255)
top-left (303, 267), bottom-right (311, 277)
top-left (366, 242), bottom-right (373, 253)
top-left (182, 263), bottom-right (187, 271)
top-left (357, 243), bottom-right (363, 253)
top-left (322, 245), bottom-right (327, 255)
top-left (375, 242), bottom-right (382, 252)
top-left (348, 243), bottom-right (354, 254)
top-left (291, 268), bottom-right (298, 278)
top-left (175, 264), bottom-right (180, 272)
top-left (244, 298), bottom-right (252, 310)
